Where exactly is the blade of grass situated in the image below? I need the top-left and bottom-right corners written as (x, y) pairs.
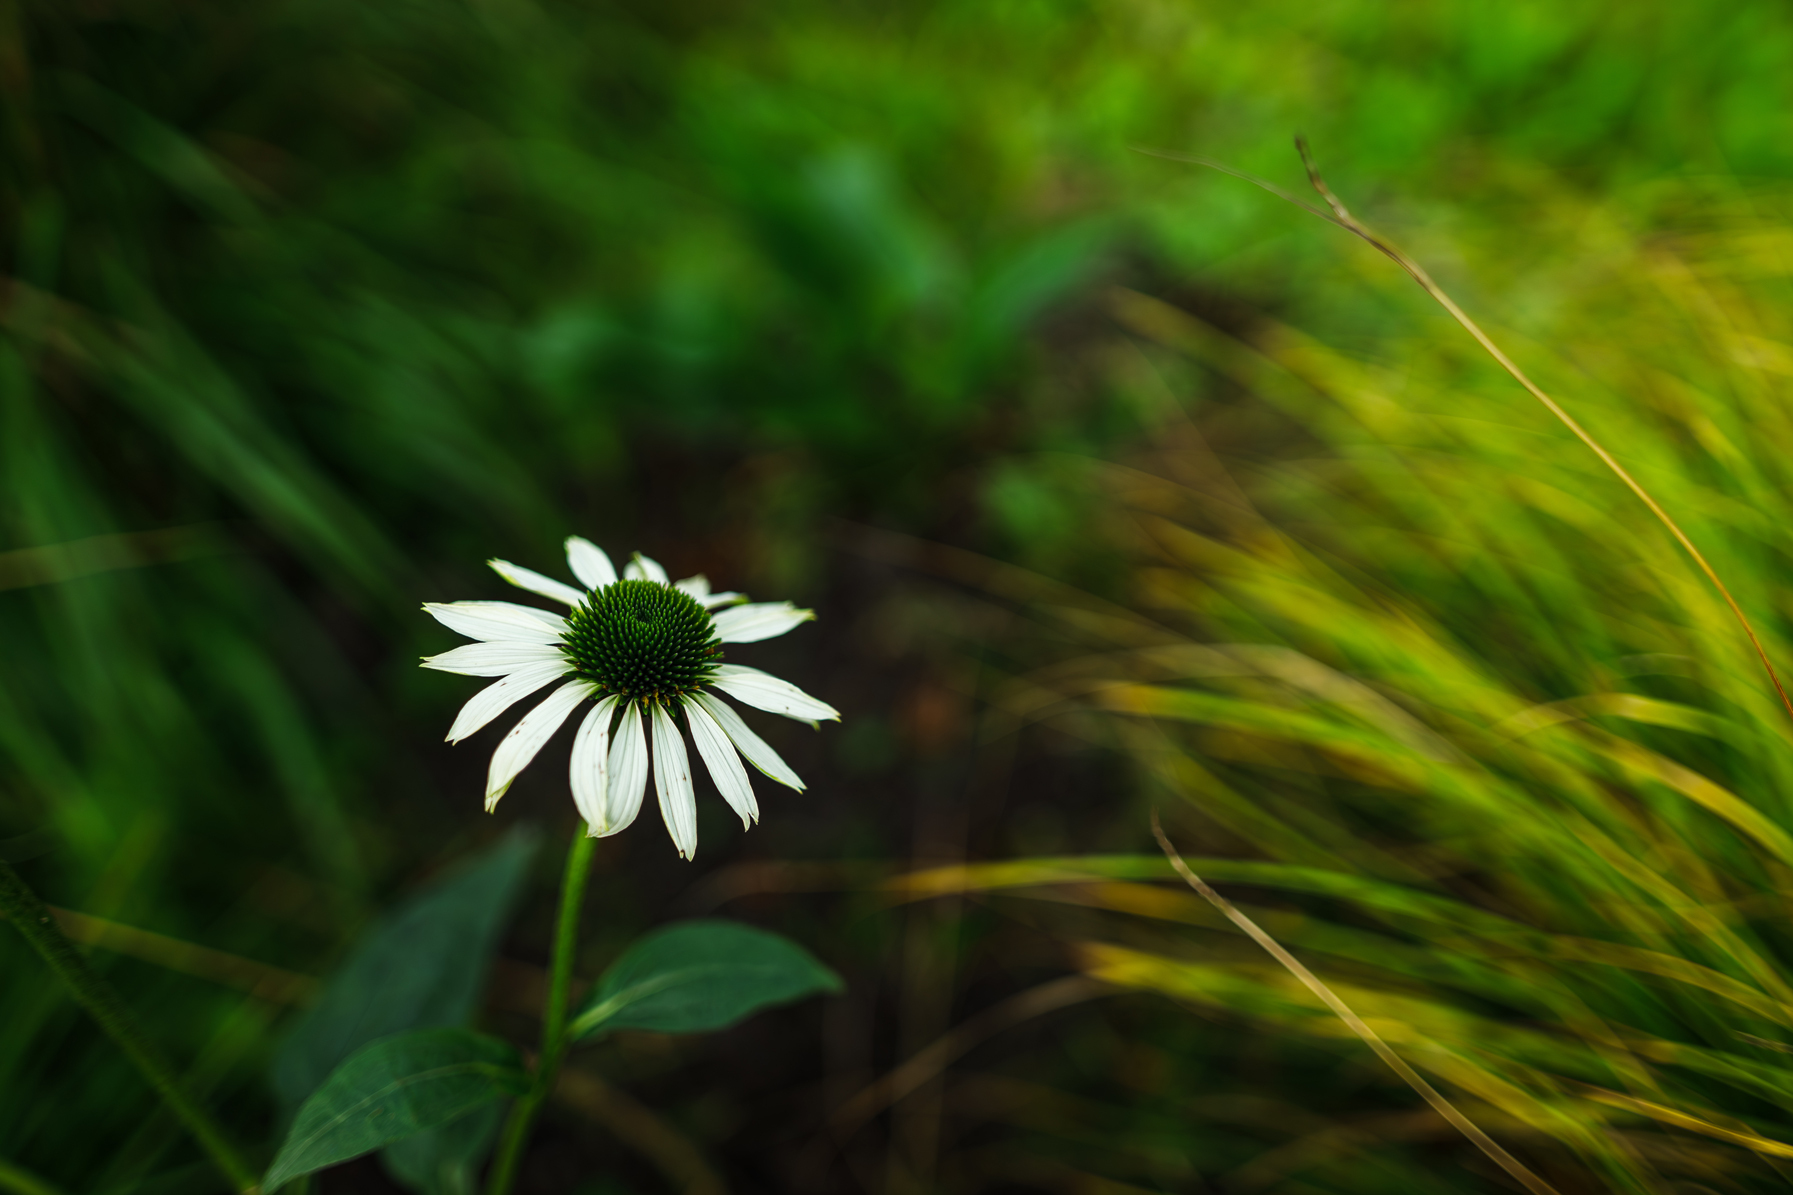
top-left (1148, 810), bottom-right (1563, 1195)
top-left (0, 525), bottom-right (229, 591)
top-left (1575, 1086), bottom-right (1793, 1161)
top-left (1142, 139), bottom-right (1793, 723)
top-left (46, 907), bottom-right (317, 1005)
top-left (0, 861), bottom-right (258, 1193)
top-left (0, 1156), bottom-right (66, 1195)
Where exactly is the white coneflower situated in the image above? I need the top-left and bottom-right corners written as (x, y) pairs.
top-left (421, 538), bottom-right (837, 859)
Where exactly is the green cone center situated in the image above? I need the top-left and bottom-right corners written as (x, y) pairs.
top-left (561, 579), bottom-right (720, 703)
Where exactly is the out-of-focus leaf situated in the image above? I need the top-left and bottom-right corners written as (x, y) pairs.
top-left (379, 1101), bottom-right (505, 1195)
top-left (271, 827), bottom-right (539, 1114)
top-left (263, 1028), bottom-right (526, 1189)
top-left (569, 919), bottom-right (841, 1041)
top-left (50, 71), bottom-right (260, 225)
top-left (963, 218), bottom-right (1110, 363)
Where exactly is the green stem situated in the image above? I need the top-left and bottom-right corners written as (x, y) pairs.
top-left (0, 859), bottom-right (259, 1193)
top-left (485, 823), bottom-right (596, 1195)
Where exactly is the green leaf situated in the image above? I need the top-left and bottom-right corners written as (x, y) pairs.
top-left (379, 1102), bottom-right (505, 1195)
top-left (271, 827), bottom-right (539, 1115)
top-left (569, 919), bottom-right (843, 1041)
top-left (264, 1028), bottom-right (527, 1190)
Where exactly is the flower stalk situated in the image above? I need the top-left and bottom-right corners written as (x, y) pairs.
top-left (484, 822), bottom-right (597, 1194)
top-left (0, 859), bottom-right (259, 1194)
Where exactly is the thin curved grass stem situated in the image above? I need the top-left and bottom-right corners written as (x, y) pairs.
top-left (1149, 811), bottom-right (1563, 1195)
top-left (1139, 140), bottom-right (1793, 724)
top-left (1290, 138), bottom-right (1793, 723)
top-left (0, 860), bottom-right (259, 1193)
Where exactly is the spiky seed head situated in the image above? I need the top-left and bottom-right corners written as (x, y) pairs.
top-left (560, 579), bottom-right (720, 704)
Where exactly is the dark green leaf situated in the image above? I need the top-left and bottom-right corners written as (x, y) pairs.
top-left (379, 1101), bottom-right (505, 1195)
top-left (570, 919), bottom-right (842, 1041)
top-left (264, 1028), bottom-right (526, 1190)
top-left (272, 827), bottom-right (539, 1114)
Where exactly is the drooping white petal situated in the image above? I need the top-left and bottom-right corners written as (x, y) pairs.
top-left (569, 696), bottom-right (620, 834)
top-left (422, 641), bottom-right (568, 677)
top-left (650, 702), bottom-right (698, 859)
top-left (690, 692), bottom-right (804, 791)
top-left (446, 660), bottom-right (573, 742)
top-left (709, 664), bottom-right (840, 725)
top-left (598, 702), bottom-right (649, 839)
top-left (685, 698), bottom-right (757, 828)
top-left (565, 537), bottom-right (617, 591)
top-left (624, 553), bottom-right (670, 584)
top-left (488, 558), bottom-right (585, 606)
top-left (424, 601), bottom-right (567, 645)
top-left (676, 574), bottom-right (743, 607)
top-left (710, 601), bottom-right (814, 644)
top-left (484, 679), bottom-right (592, 811)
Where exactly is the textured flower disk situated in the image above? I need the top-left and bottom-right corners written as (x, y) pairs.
top-left (562, 579), bottom-right (720, 702)
top-left (422, 537), bottom-right (838, 859)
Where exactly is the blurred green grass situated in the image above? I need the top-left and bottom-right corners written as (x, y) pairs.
top-left (11, 0), bottom-right (1793, 1191)
top-left (997, 200), bottom-right (1793, 1188)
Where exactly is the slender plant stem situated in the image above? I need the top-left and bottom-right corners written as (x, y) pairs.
top-left (485, 823), bottom-right (596, 1195)
top-left (0, 859), bottom-right (259, 1194)
top-left (1142, 139), bottom-right (1793, 724)
top-left (1149, 812), bottom-right (1561, 1195)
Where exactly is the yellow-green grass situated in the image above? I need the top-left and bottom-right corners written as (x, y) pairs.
top-left (923, 187), bottom-right (1793, 1190)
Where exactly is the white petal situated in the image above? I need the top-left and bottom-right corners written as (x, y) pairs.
top-left (570, 696), bottom-right (621, 833)
top-left (709, 664), bottom-right (839, 725)
top-left (446, 660), bottom-right (573, 742)
top-left (422, 641), bottom-right (568, 677)
top-left (691, 692), bottom-right (804, 791)
top-left (673, 574), bottom-right (745, 607)
top-left (423, 601), bottom-right (568, 645)
top-left (565, 537), bottom-right (617, 591)
top-left (710, 601), bottom-right (814, 644)
top-left (489, 558), bottom-right (584, 606)
top-left (685, 698), bottom-right (757, 828)
top-left (599, 701), bottom-right (649, 839)
top-left (650, 702), bottom-right (698, 859)
top-left (624, 553), bottom-right (669, 584)
top-left (485, 679), bottom-right (591, 811)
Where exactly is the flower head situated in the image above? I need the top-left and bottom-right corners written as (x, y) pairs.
top-left (421, 538), bottom-right (837, 859)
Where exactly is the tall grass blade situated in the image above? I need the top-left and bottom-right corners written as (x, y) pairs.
top-left (1148, 811), bottom-right (1564, 1195)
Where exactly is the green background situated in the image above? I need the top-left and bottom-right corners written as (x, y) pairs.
top-left (7, 0), bottom-right (1793, 1191)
